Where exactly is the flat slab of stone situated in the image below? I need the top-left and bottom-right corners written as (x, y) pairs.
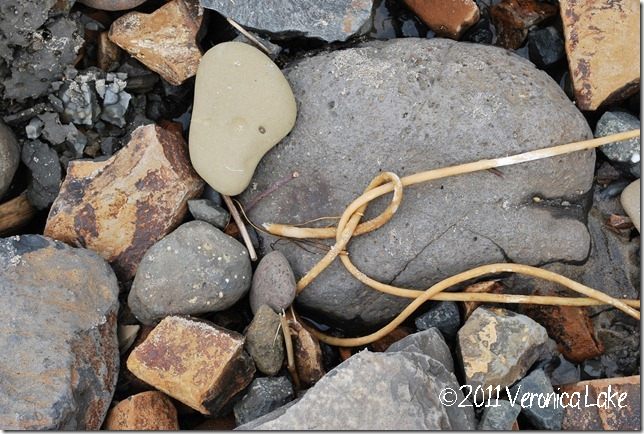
top-left (0, 235), bottom-right (119, 430)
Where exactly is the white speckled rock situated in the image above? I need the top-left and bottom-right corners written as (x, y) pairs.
top-left (249, 251), bottom-right (297, 314)
top-left (621, 179), bottom-right (640, 232)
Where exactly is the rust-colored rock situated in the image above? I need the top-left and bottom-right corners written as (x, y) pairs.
top-left (108, 0), bottom-right (203, 85)
top-left (559, 0), bottom-right (639, 110)
top-left (557, 376), bottom-right (641, 430)
top-left (97, 31), bottom-right (123, 72)
top-left (77, 0), bottom-right (148, 11)
top-left (490, 0), bottom-right (558, 49)
top-left (519, 290), bottom-right (604, 363)
top-left (285, 311), bottom-right (325, 387)
top-left (103, 391), bottom-right (179, 430)
top-left (126, 316), bottom-right (255, 415)
top-left (370, 326), bottom-right (415, 352)
top-left (402, 0), bottom-right (480, 40)
top-left (44, 124), bottom-right (204, 281)
top-left (461, 280), bottom-right (505, 320)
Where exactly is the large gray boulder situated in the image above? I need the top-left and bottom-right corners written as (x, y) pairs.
top-left (241, 38), bottom-right (595, 330)
top-left (0, 235), bottom-right (120, 430)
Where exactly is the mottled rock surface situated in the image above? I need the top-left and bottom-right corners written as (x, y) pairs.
top-left (233, 377), bottom-right (294, 426)
top-left (241, 38), bottom-right (595, 329)
top-left (245, 305), bottom-right (285, 376)
top-left (103, 391), bottom-right (179, 430)
top-left (128, 221), bottom-right (251, 324)
top-left (44, 124), bottom-right (204, 281)
top-left (596, 111), bottom-right (641, 178)
top-left (0, 235), bottom-right (119, 430)
top-left (250, 250), bottom-right (297, 314)
top-left (0, 121), bottom-right (20, 200)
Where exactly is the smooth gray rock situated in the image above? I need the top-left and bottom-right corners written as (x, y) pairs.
top-left (0, 121), bottom-right (20, 200)
top-left (21, 139), bottom-right (62, 210)
top-left (508, 369), bottom-right (563, 430)
top-left (128, 220), bottom-right (252, 325)
top-left (200, 0), bottom-right (374, 42)
top-left (414, 301), bottom-right (461, 343)
top-left (595, 111), bottom-right (641, 177)
top-left (0, 235), bottom-right (119, 430)
top-left (249, 251), bottom-right (297, 315)
top-left (386, 327), bottom-right (454, 373)
top-left (188, 198), bottom-right (231, 230)
top-left (479, 399), bottom-right (521, 430)
top-left (236, 351), bottom-right (476, 430)
top-left (233, 376), bottom-right (294, 426)
top-left (242, 38), bottom-right (595, 330)
top-left (245, 304), bottom-right (285, 376)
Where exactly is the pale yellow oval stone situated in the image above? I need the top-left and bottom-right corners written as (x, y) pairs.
top-left (189, 42), bottom-right (297, 196)
top-left (620, 179), bottom-right (640, 232)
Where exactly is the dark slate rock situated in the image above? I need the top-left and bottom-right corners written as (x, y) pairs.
top-left (542, 354), bottom-right (581, 386)
top-left (509, 369), bottom-right (563, 430)
top-left (249, 250), bottom-right (297, 315)
top-left (528, 26), bottom-right (565, 68)
top-left (595, 110), bottom-right (641, 178)
top-left (128, 220), bottom-right (252, 325)
top-left (0, 235), bottom-right (119, 429)
top-left (244, 304), bottom-right (285, 376)
top-left (233, 376), bottom-right (294, 426)
top-left (188, 198), bottom-right (230, 230)
top-left (580, 358), bottom-right (603, 381)
top-left (414, 301), bottom-right (461, 343)
top-left (0, 120), bottom-right (20, 200)
top-left (479, 399), bottom-right (521, 430)
top-left (386, 327), bottom-right (454, 373)
top-left (200, 0), bottom-right (374, 42)
top-left (20, 139), bottom-right (62, 210)
top-left (241, 38), bottom-right (595, 330)
top-left (200, 184), bottom-right (223, 206)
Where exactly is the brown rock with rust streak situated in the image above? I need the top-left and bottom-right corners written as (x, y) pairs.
top-left (126, 316), bottom-right (255, 415)
top-left (97, 31), bottom-right (122, 72)
top-left (285, 311), bottom-right (326, 387)
top-left (559, 0), bottom-right (639, 111)
top-left (369, 325), bottom-right (415, 352)
top-left (402, 0), bottom-right (480, 40)
top-left (44, 124), bottom-right (204, 281)
top-left (519, 291), bottom-right (604, 363)
top-left (557, 376), bottom-right (641, 430)
top-left (108, 0), bottom-right (203, 85)
top-left (490, 0), bottom-right (558, 49)
top-left (103, 391), bottom-right (179, 430)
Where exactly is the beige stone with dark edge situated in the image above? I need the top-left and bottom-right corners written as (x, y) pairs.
top-left (126, 315), bottom-right (255, 415)
top-left (103, 391), bottom-right (179, 430)
top-left (44, 124), bottom-right (204, 281)
top-left (621, 179), bottom-right (640, 232)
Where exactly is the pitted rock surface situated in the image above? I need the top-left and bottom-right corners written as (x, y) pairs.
top-left (0, 235), bottom-right (119, 430)
top-left (241, 38), bottom-right (595, 329)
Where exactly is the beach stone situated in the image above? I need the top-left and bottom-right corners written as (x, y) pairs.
top-left (621, 179), bottom-right (640, 232)
top-left (109, 0), bottom-right (203, 86)
top-left (237, 350), bottom-right (476, 430)
top-left (479, 399), bottom-right (521, 430)
top-left (401, 0), bottom-right (479, 39)
top-left (458, 307), bottom-right (553, 391)
top-left (559, 0), bottom-right (639, 110)
top-left (21, 140), bottom-right (62, 210)
top-left (0, 121), bottom-right (20, 200)
top-left (77, 0), bottom-right (148, 10)
top-left (285, 311), bottom-right (325, 387)
top-left (543, 354), bottom-right (580, 386)
top-left (0, 235), bottom-right (119, 430)
top-left (509, 369), bottom-right (563, 430)
top-left (385, 327), bottom-right (454, 373)
top-left (490, 0), bottom-right (558, 50)
top-left (233, 377), bottom-right (294, 426)
top-left (200, 0), bottom-right (374, 42)
top-left (242, 38), bottom-right (595, 330)
top-left (128, 221), bottom-right (251, 324)
top-left (250, 250), bottom-right (297, 314)
top-left (414, 301), bottom-right (461, 343)
top-left (245, 305), bottom-right (285, 376)
top-left (103, 391), bottom-right (179, 430)
top-left (528, 26), bottom-right (565, 69)
top-left (126, 315), bottom-right (255, 415)
top-left (188, 198), bottom-right (230, 230)
top-left (189, 42), bottom-right (296, 195)
top-left (595, 111), bottom-right (641, 178)
top-left (44, 124), bottom-right (204, 281)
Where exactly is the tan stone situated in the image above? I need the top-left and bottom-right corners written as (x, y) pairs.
top-left (108, 0), bottom-right (203, 85)
top-left (621, 179), bottom-right (640, 232)
top-left (44, 124), bottom-right (204, 281)
top-left (559, 0), bottom-right (640, 110)
top-left (97, 31), bottom-right (122, 72)
top-left (557, 376), bottom-right (641, 430)
top-left (402, 0), bottom-right (480, 40)
top-left (126, 316), bottom-right (255, 415)
top-left (103, 391), bottom-right (179, 430)
top-left (490, 0), bottom-right (558, 49)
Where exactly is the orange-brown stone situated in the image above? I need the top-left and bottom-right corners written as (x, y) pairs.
top-left (126, 316), bottom-right (255, 415)
top-left (490, 0), bottom-right (558, 49)
top-left (559, 0), bottom-right (639, 110)
top-left (370, 326), bottom-right (415, 352)
top-left (97, 31), bottom-right (122, 72)
top-left (108, 0), bottom-right (203, 85)
top-left (402, 0), bottom-right (480, 40)
top-left (44, 124), bottom-right (204, 281)
top-left (285, 311), bottom-right (325, 387)
top-left (103, 391), bottom-right (179, 430)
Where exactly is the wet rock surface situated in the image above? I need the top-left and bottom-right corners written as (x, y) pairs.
top-left (0, 235), bottom-right (119, 430)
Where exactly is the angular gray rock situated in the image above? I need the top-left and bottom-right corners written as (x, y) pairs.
top-left (249, 250), bottom-right (297, 314)
top-left (21, 139), bottom-right (62, 210)
top-left (414, 301), bottom-right (461, 343)
top-left (241, 38), bottom-right (595, 329)
top-left (0, 121), bottom-right (20, 200)
top-left (236, 351), bottom-right (475, 430)
top-left (233, 376), bottom-right (294, 426)
top-left (188, 198), bottom-right (230, 230)
top-left (200, 0), bottom-right (374, 42)
top-left (595, 110), bottom-right (641, 177)
top-left (479, 399), bottom-right (521, 430)
top-left (385, 327), bottom-right (454, 373)
top-left (0, 235), bottom-right (120, 430)
top-left (245, 304), bottom-right (285, 376)
top-left (508, 369), bottom-right (563, 430)
top-left (128, 221), bottom-right (252, 325)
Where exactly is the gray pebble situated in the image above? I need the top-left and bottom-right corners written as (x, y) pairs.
top-left (233, 376), bottom-right (294, 426)
top-left (250, 251), bottom-right (297, 315)
top-left (414, 301), bottom-right (461, 343)
top-left (245, 304), bottom-right (285, 376)
top-left (596, 111), bottom-right (641, 177)
top-left (188, 198), bottom-right (230, 230)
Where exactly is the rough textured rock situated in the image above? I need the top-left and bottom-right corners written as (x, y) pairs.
top-left (0, 235), bottom-right (119, 430)
top-left (528, 26), bottom-right (565, 68)
top-left (490, 0), bottom-right (558, 50)
top-left (559, 0), bottom-right (640, 110)
top-left (250, 250), bottom-right (297, 314)
top-left (458, 307), bottom-right (553, 391)
top-left (595, 111), bottom-right (641, 178)
top-left (244, 305), bottom-right (285, 376)
top-left (21, 140), bottom-right (62, 210)
top-left (242, 38), bottom-right (595, 330)
top-left (385, 327), bottom-right (454, 373)
top-left (128, 221), bottom-right (252, 324)
top-left (109, 0), bottom-right (203, 86)
top-left (414, 301), bottom-right (461, 343)
top-left (509, 369), bottom-right (563, 430)
top-left (126, 315), bottom-right (255, 415)
top-left (103, 391), bottom-right (179, 430)
top-left (200, 0), bottom-right (374, 42)
top-left (233, 377), bottom-right (294, 426)
top-left (188, 198), bottom-right (230, 230)
top-left (0, 121), bottom-right (20, 200)
top-left (621, 179), bottom-right (640, 232)
top-left (44, 124), bottom-right (204, 281)
top-left (401, 0), bottom-right (479, 39)
top-left (479, 399), bottom-right (521, 430)
top-left (557, 376), bottom-right (641, 430)
top-left (237, 350), bottom-right (476, 430)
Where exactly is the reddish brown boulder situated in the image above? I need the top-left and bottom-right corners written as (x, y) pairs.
top-left (103, 391), bottom-right (179, 430)
top-left (44, 124), bottom-right (203, 281)
top-left (402, 0), bottom-right (480, 40)
top-left (108, 0), bottom-right (203, 85)
top-left (490, 0), bottom-right (558, 49)
top-left (559, 0), bottom-right (639, 110)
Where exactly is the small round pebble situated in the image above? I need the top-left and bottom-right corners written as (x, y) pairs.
top-left (245, 304), bottom-right (285, 376)
top-left (250, 251), bottom-right (296, 314)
